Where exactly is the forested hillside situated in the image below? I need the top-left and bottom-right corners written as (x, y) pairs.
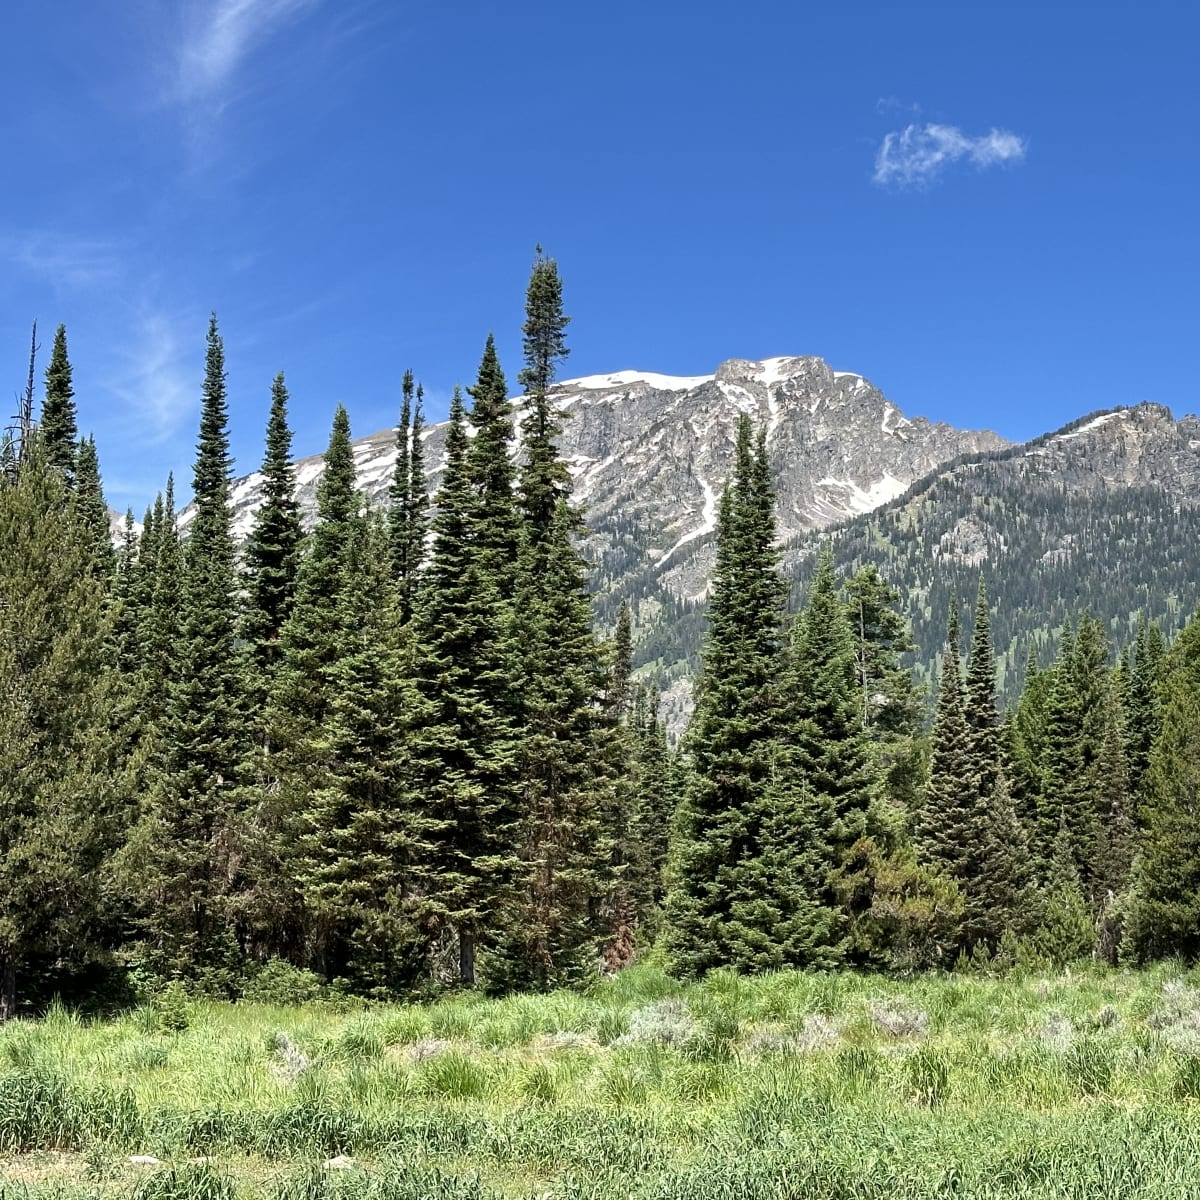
top-left (4, 259), bottom-right (1200, 1021)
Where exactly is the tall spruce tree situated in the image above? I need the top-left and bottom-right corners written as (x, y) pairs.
top-left (73, 435), bottom-right (116, 577)
top-left (388, 371), bottom-right (428, 623)
top-left (786, 545), bottom-right (875, 864)
top-left (295, 512), bottom-right (424, 990)
top-left (667, 420), bottom-right (838, 974)
top-left (242, 372), bottom-right (303, 700)
top-left (264, 404), bottom-right (366, 973)
top-left (133, 316), bottom-right (247, 985)
top-left (964, 577), bottom-right (1002, 802)
top-left (411, 387), bottom-right (517, 984)
top-left (973, 769), bottom-right (1034, 951)
top-left (40, 324), bottom-right (78, 484)
top-left (843, 564), bottom-right (924, 815)
top-left (0, 440), bottom-right (122, 1017)
top-left (491, 250), bottom-right (617, 990)
top-left (466, 333), bottom-right (520, 574)
top-left (1127, 613), bottom-right (1200, 961)
top-left (1093, 681), bottom-right (1134, 961)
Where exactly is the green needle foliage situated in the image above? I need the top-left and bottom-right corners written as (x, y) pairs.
top-left (39, 324), bottom-right (78, 484)
top-left (0, 439), bottom-right (123, 1018)
top-left (131, 315), bottom-right (248, 989)
top-left (242, 372), bottom-right (304, 699)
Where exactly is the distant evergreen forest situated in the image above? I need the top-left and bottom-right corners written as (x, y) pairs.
top-left (3, 255), bottom-right (1199, 1019)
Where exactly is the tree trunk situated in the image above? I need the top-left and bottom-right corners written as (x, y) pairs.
top-left (459, 928), bottom-right (476, 986)
top-left (0, 952), bottom-right (15, 1023)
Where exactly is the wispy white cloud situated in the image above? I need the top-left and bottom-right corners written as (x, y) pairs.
top-left (106, 311), bottom-right (196, 446)
top-left (874, 122), bottom-right (1027, 188)
top-left (176, 0), bottom-right (319, 105)
top-left (0, 231), bottom-right (123, 291)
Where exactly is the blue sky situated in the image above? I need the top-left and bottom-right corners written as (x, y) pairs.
top-left (2, 0), bottom-right (1197, 512)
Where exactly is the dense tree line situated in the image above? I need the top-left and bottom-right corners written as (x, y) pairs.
top-left (4, 274), bottom-right (1200, 1017)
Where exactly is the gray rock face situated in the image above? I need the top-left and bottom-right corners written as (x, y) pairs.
top-left (189, 355), bottom-right (1007, 607)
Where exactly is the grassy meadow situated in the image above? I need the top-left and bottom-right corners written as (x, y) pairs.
top-left (5, 962), bottom-right (1200, 1198)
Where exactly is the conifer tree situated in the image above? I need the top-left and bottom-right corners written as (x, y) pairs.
top-left (465, 333), bottom-right (519, 575)
top-left (264, 405), bottom-right (404, 975)
top-left (1126, 613), bottom-right (1200, 961)
top-left (517, 248), bottom-right (573, 547)
top-left (133, 316), bottom-right (247, 985)
top-left (242, 372), bottom-right (303, 699)
top-left (917, 613), bottom-right (975, 877)
top-left (411, 388), bottom-right (517, 984)
top-left (40, 324), bottom-right (78, 484)
top-left (1036, 627), bottom-right (1097, 886)
top-left (1093, 682), bottom-right (1134, 961)
top-left (1009, 647), bottom-right (1051, 829)
top-left (73, 435), bottom-right (115, 577)
top-left (843, 564), bottom-right (923, 813)
top-left (1031, 812), bottom-right (1095, 965)
top-left (388, 371), bottom-right (427, 623)
top-left (142, 479), bottom-right (182, 737)
top-left (0, 441), bottom-right (122, 1017)
top-left (626, 686), bottom-right (676, 936)
top-left (786, 546), bottom-right (875, 862)
top-left (1125, 617), bottom-right (1165, 805)
top-left (964, 577), bottom-right (1002, 802)
top-left (295, 512), bottom-right (424, 989)
top-left (491, 250), bottom-right (617, 989)
top-left (973, 769), bottom-right (1034, 950)
top-left (667, 420), bottom-right (837, 973)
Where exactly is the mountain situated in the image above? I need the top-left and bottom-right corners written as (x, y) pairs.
top-left (786, 402), bottom-right (1200, 698)
top-left (184, 355), bottom-right (1006, 720)
top-left (179, 356), bottom-right (1200, 728)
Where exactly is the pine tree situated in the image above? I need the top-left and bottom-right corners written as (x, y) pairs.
top-left (1126, 613), bottom-right (1200, 962)
top-left (843, 564), bottom-right (924, 814)
top-left (973, 769), bottom-right (1034, 950)
top-left (242, 372), bottom-right (304, 701)
top-left (0, 441), bottom-right (122, 1017)
top-left (490, 250), bottom-right (617, 989)
top-left (786, 545), bottom-right (875, 864)
top-left (411, 388), bottom-right (517, 984)
top-left (1125, 617), bottom-right (1165, 806)
top-left (40, 324), bottom-right (78, 484)
top-left (1031, 812), bottom-right (1095, 965)
top-left (666, 420), bottom-right (837, 974)
top-left (465, 333), bottom-right (519, 575)
top-left (73, 435), bottom-right (116, 577)
top-left (142, 479), bottom-right (183, 740)
top-left (496, 502), bottom-right (616, 989)
top-left (517, 247), bottom-right (573, 548)
top-left (963, 577), bottom-right (1002, 802)
top-left (1093, 682), bottom-right (1134, 962)
top-left (295, 513), bottom-right (424, 990)
top-left (1036, 624), bottom-right (1100, 887)
top-left (388, 371), bottom-right (428, 623)
top-left (1009, 647), bottom-right (1051, 831)
top-left (133, 315), bottom-right (247, 985)
top-left (917, 606), bottom-right (976, 878)
top-left (626, 686), bottom-right (676, 937)
top-left (264, 405), bottom-right (389, 976)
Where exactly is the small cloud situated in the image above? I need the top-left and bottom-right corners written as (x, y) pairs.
top-left (0, 231), bottom-right (122, 291)
top-left (176, 0), bottom-right (318, 105)
top-left (874, 122), bottom-right (1027, 188)
top-left (106, 312), bottom-right (196, 445)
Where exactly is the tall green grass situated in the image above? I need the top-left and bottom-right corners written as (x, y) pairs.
top-left (5, 962), bottom-right (1200, 1197)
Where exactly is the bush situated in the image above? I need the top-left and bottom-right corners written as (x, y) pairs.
top-left (149, 981), bottom-right (192, 1035)
top-left (243, 960), bottom-right (327, 1006)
